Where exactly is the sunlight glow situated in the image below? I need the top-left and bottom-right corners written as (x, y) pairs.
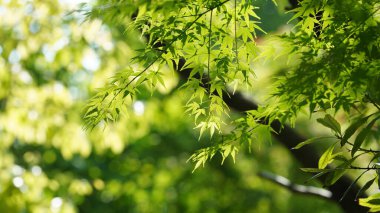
top-left (82, 48), bottom-right (100, 71)
top-left (11, 165), bottom-right (24, 176)
top-left (133, 101), bottom-right (145, 116)
top-left (50, 197), bottom-right (63, 209)
top-left (31, 166), bottom-right (42, 176)
top-left (8, 50), bottom-right (20, 64)
top-left (12, 177), bottom-right (24, 188)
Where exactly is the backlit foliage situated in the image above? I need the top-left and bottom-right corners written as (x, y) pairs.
top-left (82, 0), bottom-right (380, 210)
top-left (1, 0), bottom-right (345, 212)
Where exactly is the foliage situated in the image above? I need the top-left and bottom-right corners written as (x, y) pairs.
top-left (82, 0), bottom-right (380, 211)
top-left (1, 0), bottom-right (379, 211)
top-left (0, 0), bottom-right (344, 212)
top-left (276, 0), bottom-right (380, 207)
top-left (83, 0), bottom-right (275, 173)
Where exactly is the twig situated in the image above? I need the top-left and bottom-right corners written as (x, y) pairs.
top-left (345, 141), bottom-right (380, 153)
top-left (258, 171), bottom-right (332, 199)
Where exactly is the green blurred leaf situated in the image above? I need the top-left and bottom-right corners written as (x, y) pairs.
top-left (300, 168), bottom-right (337, 173)
top-left (324, 158), bottom-right (357, 186)
top-left (292, 136), bottom-right (334, 150)
top-left (342, 116), bottom-right (369, 146)
top-left (352, 116), bottom-right (380, 157)
top-left (317, 114), bottom-right (341, 136)
top-left (304, 171), bottom-right (328, 183)
top-left (356, 177), bottom-right (376, 200)
top-left (340, 170), bottom-right (368, 202)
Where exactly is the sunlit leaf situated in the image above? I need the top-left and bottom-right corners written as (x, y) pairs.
top-left (318, 143), bottom-right (336, 169)
top-left (359, 193), bottom-right (380, 212)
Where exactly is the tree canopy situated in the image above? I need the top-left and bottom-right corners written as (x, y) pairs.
top-left (0, 0), bottom-right (379, 212)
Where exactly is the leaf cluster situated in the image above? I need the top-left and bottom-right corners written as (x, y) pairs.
top-left (83, 0), bottom-right (380, 210)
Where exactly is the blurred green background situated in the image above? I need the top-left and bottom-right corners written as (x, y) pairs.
top-left (0, 0), bottom-right (341, 212)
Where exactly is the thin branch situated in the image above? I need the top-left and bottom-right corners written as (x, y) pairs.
top-left (258, 171), bottom-right (332, 199)
top-left (345, 141), bottom-right (380, 153)
top-left (349, 166), bottom-right (376, 170)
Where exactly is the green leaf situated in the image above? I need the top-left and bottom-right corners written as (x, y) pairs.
top-left (352, 116), bottom-right (380, 157)
top-left (332, 154), bottom-right (348, 162)
top-left (339, 170), bottom-right (367, 202)
top-left (195, 122), bottom-right (207, 140)
top-left (192, 160), bottom-right (203, 173)
top-left (318, 143), bottom-right (335, 169)
top-left (155, 72), bottom-right (166, 87)
top-left (356, 177), bottom-right (376, 200)
top-left (300, 168), bottom-right (337, 173)
top-left (309, 102), bottom-right (316, 116)
top-left (317, 114), bottom-right (341, 136)
top-left (304, 171), bottom-right (328, 183)
top-left (230, 146), bottom-right (238, 163)
top-left (324, 158), bottom-right (357, 186)
top-left (287, 8), bottom-right (303, 24)
top-left (221, 144), bottom-right (232, 165)
top-left (324, 168), bottom-right (347, 186)
top-left (84, 109), bottom-right (98, 118)
top-left (359, 193), bottom-right (380, 212)
top-left (292, 136), bottom-right (333, 150)
top-left (342, 116), bottom-right (369, 146)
